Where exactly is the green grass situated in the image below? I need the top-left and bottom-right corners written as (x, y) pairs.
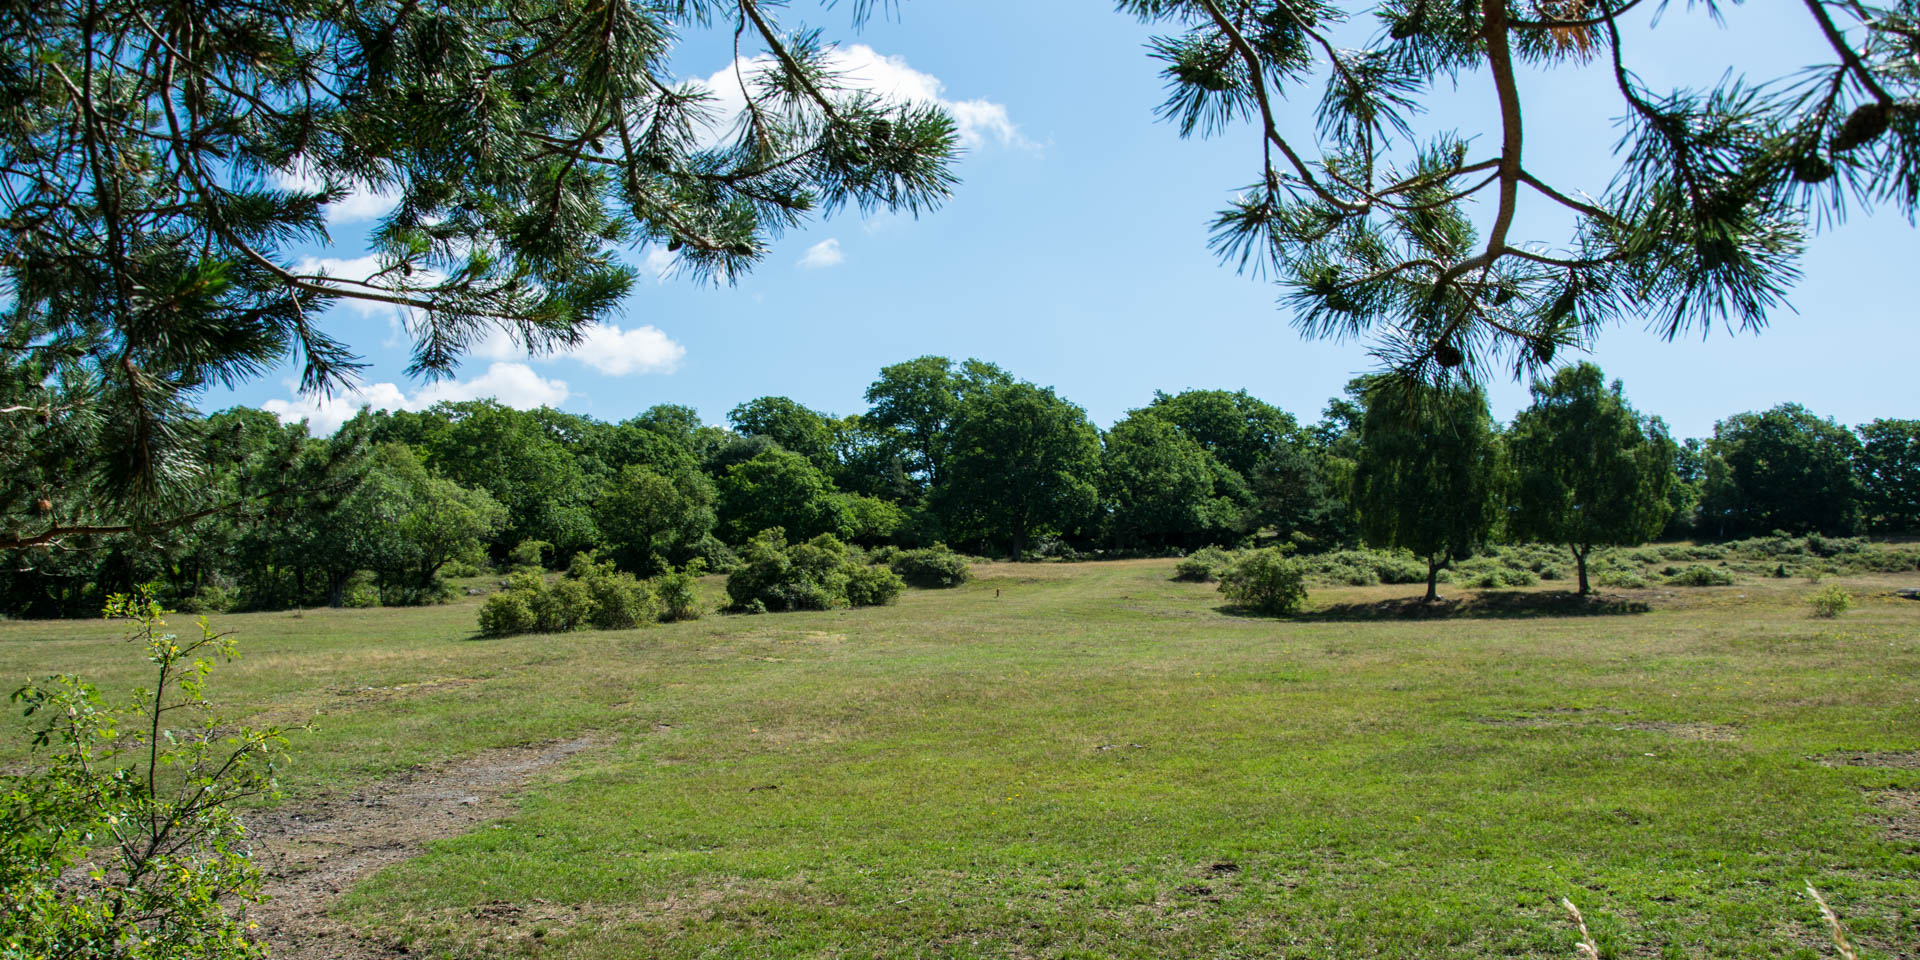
top-left (4, 559), bottom-right (1919, 958)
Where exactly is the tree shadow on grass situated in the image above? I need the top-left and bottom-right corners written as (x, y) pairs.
top-left (1268, 589), bottom-right (1651, 622)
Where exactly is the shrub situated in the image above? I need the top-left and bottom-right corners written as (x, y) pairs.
top-left (587, 574), bottom-right (657, 630)
top-left (1373, 553), bottom-right (1429, 584)
top-left (530, 578), bottom-right (594, 632)
top-left (846, 564), bottom-right (907, 606)
top-left (566, 550), bottom-right (618, 581)
top-left (890, 545), bottom-right (973, 588)
top-left (1596, 569), bottom-right (1649, 589)
top-left (1666, 565), bottom-right (1734, 587)
top-left (175, 581), bottom-right (238, 614)
top-left (1, 588), bottom-right (287, 959)
top-left (478, 592), bottom-right (538, 636)
top-left (654, 563), bottom-right (704, 622)
top-left (442, 558), bottom-right (485, 578)
top-left (507, 539), bottom-right (552, 571)
top-left (1172, 546), bottom-right (1234, 583)
top-left (342, 570), bottom-right (381, 608)
top-left (1218, 548), bottom-right (1309, 615)
top-left (1808, 586), bottom-right (1853, 618)
top-left (1468, 568), bottom-right (1537, 588)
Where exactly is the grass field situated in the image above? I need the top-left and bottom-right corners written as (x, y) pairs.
top-left (3, 559), bottom-right (1918, 958)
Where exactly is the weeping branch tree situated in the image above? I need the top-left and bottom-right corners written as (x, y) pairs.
top-left (1123, 0), bottom-right (1920, 379)
top-left (1, 0), bottom-right (959, 551)
top-left (1506, 362), bottom-right (1675, 595)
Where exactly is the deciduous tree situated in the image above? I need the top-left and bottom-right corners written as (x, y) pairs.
top-left (1506, 363), bottom-right (1674, 594)
top-left (1352, 378), bottom-right (1499, 601)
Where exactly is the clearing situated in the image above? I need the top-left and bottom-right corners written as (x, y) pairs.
top-left (2, 558), bottom-right (1917, 958)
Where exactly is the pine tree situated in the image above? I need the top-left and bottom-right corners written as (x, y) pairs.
top-left (2, 0), bottom-right (959, 550)
top-left (1124, 0), bottom-right (1920, 379)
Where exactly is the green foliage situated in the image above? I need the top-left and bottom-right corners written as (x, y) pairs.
top-left (1142, 389), bottom-right (1299, 478)
top-left (653, 565), bottom-right (705, 624)
top-left (936, 380), bottom-right (1102, 556)
top-left (478, 592), bottom-right (538, 637)
top-left (1352, 378), bottom-right (1500, 600)
top-left (729, 398), bottom-right (843, 474)
top-left (1699, 404), bottom-right (1863, 538)
top-left (1507, 364), bottom-right (1676, 594)
top-left (0, 0), bottom-right (958, 560)
top-left (718, 450), bottom-right (854, 545)
top-left (845, 565), bottom-right (907, 608)
top-left (842, 493), bottom-right (909, 546)
top-left (1217, 548), bottom-right (1309, 616)
top-left (1808, 586), bottom-right (1854, 618)
top-left (725, 530), bottom-right (901, 613)
top-left (479, 561), bottom-right (688, 636)
top-left (586, 574), bottom-right (658, 631)
top-left (508, 540), bottom-right (553, 572)
top-left (1100, 414), bottom-right (1246, 550)
top-left (1667, 565), bottom-right (1736, 587)
top-left (863, 356), bottom-right (1013, 488)
top-left (530, 579), bottom-right (596, 633)
top-left (1172, 546), bottom-right (1236, 583)
top-left (0, 589), bottom-right (284, 957)
top-left (890, 546), bottom-right (973, 589)
top-left (1125, 0), bottom-right (1920, 379)
top-left (1857, 418), bottom-right (1920, 533)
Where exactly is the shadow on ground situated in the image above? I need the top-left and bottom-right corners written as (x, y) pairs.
top-left (1230, 590), bottom-right (1652, 622)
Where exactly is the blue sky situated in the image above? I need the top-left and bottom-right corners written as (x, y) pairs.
top-left (238, 1), bottom-right (1917, 441)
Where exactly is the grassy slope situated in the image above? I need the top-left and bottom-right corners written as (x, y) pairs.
top-left (3, 561), bottom-right (1917, 958)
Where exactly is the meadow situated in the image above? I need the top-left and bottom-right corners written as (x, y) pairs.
top-left (3, 557), bottom-right (1917, 959)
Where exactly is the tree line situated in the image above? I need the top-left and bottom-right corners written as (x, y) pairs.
top-left (2, 356), bottom-right (1913, 618)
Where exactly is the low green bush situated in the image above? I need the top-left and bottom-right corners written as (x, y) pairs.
top-left (1173, 546), bottom-right (1235, 583)
top-left (507, 539), bottom-right (552, 571)
top-left (1218, 548), bottom-right (1309, 615)
top-left (846, 564), bottom-right (907, 606)
top-left (1596, 569), bottom-right (1649, 589)
top-left (587, 574), bottom-right (657, 630)
top-left (478, 592), bottom-right (537, 636)
top-left (1667, 565), bottom-right (1734, 587)
top-left (478, 563), bottom-right (697, 635)
top-left (1807, 586), bottom-right (1853, 618)
top-left (890, 545), bottom-right (972, 588)
top-left (726, 529), bottom-right (902, 612)
top-left (654, 563), bottom-right (705, 622)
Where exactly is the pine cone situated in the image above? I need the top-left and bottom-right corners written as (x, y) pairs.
top-left (1434, 342), bottom-right (1464, 368)
top-left (1831, 102), bottom-right (1889, 152)
top-left (868, 118), bottom-right (893, 144)
top-left (1792, 155), bottom-right (1834, 184)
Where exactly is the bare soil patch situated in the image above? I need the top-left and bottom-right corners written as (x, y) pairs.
top-left (244, 736), bottom-right (598, 960)
top-left (1819, 751), bottom-right (1920, 770)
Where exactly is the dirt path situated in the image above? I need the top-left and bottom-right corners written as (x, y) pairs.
top-left (245, 737), bottom-right (599, 960)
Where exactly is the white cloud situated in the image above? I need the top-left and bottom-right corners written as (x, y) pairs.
top-left (470, 321), bottom-right (685, 375)
top-left (572, 323), bottom-right (686, 375)
top-left (642, 247), bottom-right (678, 283)
top-left (696, 44), bottom-right (1029, 151)
top-left (797, 238), bottom-right (845, 269)
top-left (263, 363), bottom-right (571, 436)
top-left (270, 166), bottom-right (402, 224)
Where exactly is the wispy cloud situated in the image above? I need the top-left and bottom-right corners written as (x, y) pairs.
top-left (263, 362), bottom-right (572, 436)
top-left (797, 238), bottom-right (845, 270)
top-left (696, 44), bottom-right (1033, 152)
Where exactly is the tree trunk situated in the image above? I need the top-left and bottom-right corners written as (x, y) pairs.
top-left (1425, 556), bottom-right (1441, 603)
top-left (1573, 545), bottom-right (1591, 596)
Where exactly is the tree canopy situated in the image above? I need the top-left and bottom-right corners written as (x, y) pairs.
top-left (1, 0), bottom-right (958, 550)
top-left (1125, 0), bottom-right (1920, 379)
top-left (1352, 377), bottom-right (1500, 600)
top-left (1506, 362), bottom-right (1675, 594)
